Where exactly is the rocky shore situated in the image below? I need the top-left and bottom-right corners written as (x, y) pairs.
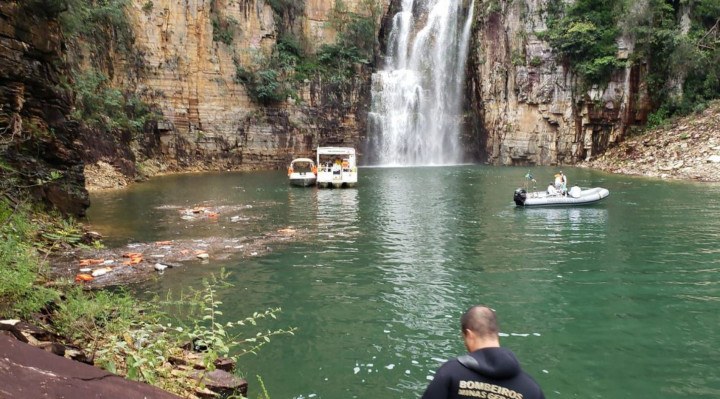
top-left (580, 102), bottom-right (720, 182)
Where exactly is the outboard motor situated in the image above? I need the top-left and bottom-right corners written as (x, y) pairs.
top-left (513, 188), bottom-right (527, 206)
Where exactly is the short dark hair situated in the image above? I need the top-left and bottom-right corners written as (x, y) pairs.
top-left (461, 306), bottom-right (499, 338)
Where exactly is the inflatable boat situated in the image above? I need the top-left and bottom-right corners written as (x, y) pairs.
top-left (514, 186), bottom-right (609, 207)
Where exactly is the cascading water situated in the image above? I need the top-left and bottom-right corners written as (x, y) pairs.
top-left (367, 0), bottom-right (475, 166)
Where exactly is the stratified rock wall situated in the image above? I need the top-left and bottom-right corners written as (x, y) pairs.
top-left (465, 0), bottom-right (650, 166)
top-left (123, 0), bottom-right (380, 170)
top-left (0, 2), bottom-right (89, 216)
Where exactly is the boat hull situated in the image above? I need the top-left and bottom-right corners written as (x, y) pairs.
top-left (289, 173), bottom-right (316, 187)
top-left (514, 187), bottom-right (609, 207)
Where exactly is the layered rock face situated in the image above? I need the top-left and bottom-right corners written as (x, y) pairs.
top-left (123, 0), bottom-right (378, 171)
top-left (465, 1), bottom-right (650, 166)
top-left (0, 2), bottom-right (89, 215)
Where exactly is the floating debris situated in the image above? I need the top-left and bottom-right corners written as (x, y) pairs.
top-left (91, 267), bottom-right (112, 277)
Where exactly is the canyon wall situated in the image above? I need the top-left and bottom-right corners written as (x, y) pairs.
top-left (0, 2), bottom-right (89, 215)
top-left (465, 0), bottom-right (650, 166)
top-left (121, 0), bottom-right (382, 171)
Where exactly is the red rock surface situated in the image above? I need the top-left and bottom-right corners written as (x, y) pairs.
top-left (0, 334), bottom-right (180, 399)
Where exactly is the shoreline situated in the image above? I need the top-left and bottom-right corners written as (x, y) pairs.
top-left (579, 102), bottom-right (720, 183)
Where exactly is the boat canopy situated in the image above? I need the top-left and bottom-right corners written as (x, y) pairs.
top-left (290, 158), bottom-right (315, 165)
top-left (316, 147), bottom-right (355, 156)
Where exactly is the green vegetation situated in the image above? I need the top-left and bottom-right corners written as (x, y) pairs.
top-left (235, 0), bottom-right (379, 105)
top-left (543, 0), bottom-right (720, 121)
top-left (629, 0), bottom-right (720, 122)
top-left (0, 199), bottom-right (59, 317)
top-left (70, 70), bottom-right (155, 135)
top-left (544, 0), bottom-right (626, 87)
top-left (27, 0), bottom-right (158, 136)
top-left (211, 0), bottom-right (238, 45)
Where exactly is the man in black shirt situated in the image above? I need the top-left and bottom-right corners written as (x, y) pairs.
top-left (420, 306), bottom-right (545, 399)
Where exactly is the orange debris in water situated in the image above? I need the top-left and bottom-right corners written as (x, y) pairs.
top-left (75, 274), bottom-right (94, 283)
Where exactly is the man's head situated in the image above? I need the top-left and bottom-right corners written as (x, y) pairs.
top-left (460, 305), bottom-right (500, 352)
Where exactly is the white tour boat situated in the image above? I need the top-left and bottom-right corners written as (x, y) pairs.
top-left (316, 147), bottom-right (357, 188)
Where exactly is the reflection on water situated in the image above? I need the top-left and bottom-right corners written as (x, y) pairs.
top-left (86, 166), bottom-right (720, 399)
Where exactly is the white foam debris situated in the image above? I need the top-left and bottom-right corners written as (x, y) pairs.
top-left (426, 375), bottom-right (434, 381)
top-left (431, 357), bottom-right (445, 363)
top-left (385, 364), bottom-right (395, 370)
top-left (542, 370), bottom-right (549, 374)
top-left (511, 333), bottom-right (529, 337)
top-left (533, 333), bottom-right (541, 336)
top-left (411, 360), bottom-right (419, 365)
top-left (405, 370), bottom-right (411, 374)
top-left (353, 367), bottom-right (360, 374)
top-left (383, 330), bottom-right (391, 333)
top-left (499, 332), bottom-right (509, 337)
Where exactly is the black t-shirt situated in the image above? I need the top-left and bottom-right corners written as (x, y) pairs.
top-left (420, 347), bottom-right (545, 399)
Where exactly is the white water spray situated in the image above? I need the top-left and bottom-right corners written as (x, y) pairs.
top-left (368, 0), bottom-right (475, 166)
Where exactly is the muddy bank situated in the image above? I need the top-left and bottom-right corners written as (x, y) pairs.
top-left (580, 102), bottom-right (720, 182)
top-left (84, 159), bottom-right (273, 192)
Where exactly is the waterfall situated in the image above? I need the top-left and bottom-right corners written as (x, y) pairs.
top-left (367, 0), bottom-right (475, 166)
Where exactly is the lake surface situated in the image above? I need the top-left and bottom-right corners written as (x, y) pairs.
top-left (86, 166), bottom-right (720, 399)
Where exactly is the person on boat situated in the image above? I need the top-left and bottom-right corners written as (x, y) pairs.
top-left (554, 171), bottom-right (568, 195)
top-left (341, 158), bottom-right (350, 171)
top-left (332, 158), bottom-right (342, 174)
top-left (420, 305), bottom-right (546, 399)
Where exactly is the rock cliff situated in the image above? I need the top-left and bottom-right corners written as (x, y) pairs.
top-left (464, 0), bottom-right (650, 166)
top-left (121, 0), bottom-right (379, 172)
top-left (0, 2), bottom-right (89, 215)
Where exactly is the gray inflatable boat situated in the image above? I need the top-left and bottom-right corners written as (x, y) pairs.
top-left (514, 186), bottom-right (609, 207)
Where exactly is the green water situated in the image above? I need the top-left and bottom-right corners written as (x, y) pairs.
top-left (86, 166), bottom-right (720, 399)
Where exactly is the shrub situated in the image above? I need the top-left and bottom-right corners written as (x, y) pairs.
top-left (71, 69), bottom-right (154, 134)
top-left (545, 0), bottom-right (625, 87)
top-left (0, 199), bottom-right (59, 317)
